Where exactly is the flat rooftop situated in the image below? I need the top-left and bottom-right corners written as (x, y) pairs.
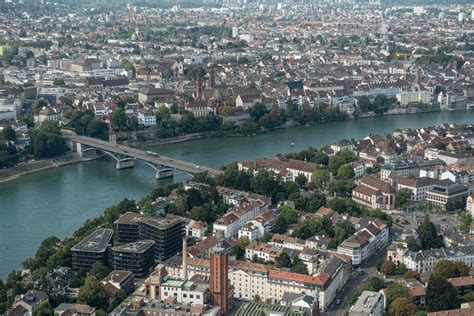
top-left (114, 212), bottom-right (141, 225)
top-left (139, 214), bottom-right (184, 229)
top-left (71, 228), bottom-right (114, 253)
top-left (114, 212), bottom-right (183, 229)
top-left (350, 291), bottom-right (383, 314)
top-left (112, 240), bottom-right (155, 253)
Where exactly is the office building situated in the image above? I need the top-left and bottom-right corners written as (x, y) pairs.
top-left (112, 240), bottom-right (155, 278)
top-left (114, 212), bottom-right (185, 262)
top-left (71, 228), bottom-right (114, 271)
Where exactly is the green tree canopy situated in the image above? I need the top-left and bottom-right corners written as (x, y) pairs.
top-left (77, 276), bottom-right (108, 310)
top-left (433, 260), bottom-right (469, 278)
top-left (379, 260), bottom-right (396, 275)
top-left (396, 188), bottom-right (413, 209)
top-left (3, 125), bottom-right (16, 142)
top-left (275, 252), bottom-right (292, 269)
top-left (388, 297), bottom-right (417, 316)
top-left (418, 216), bottom-right (444, 250)
top-left (426, 275), bottom-right (458, 312)
top-left (337, 164), bottom-right (355, 179)
top-left (33, 302), bottom-right (54, 316)
top-left (386, 283), bottom-right (412, 311)
top-left (111, 108), bottom-right (127, 131)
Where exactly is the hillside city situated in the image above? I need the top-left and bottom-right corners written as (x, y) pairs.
top-left (1, 0), bottom-right (474, 316)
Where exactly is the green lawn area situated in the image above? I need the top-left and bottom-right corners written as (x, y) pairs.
top-left (0, 160), bottom-right (53, 179)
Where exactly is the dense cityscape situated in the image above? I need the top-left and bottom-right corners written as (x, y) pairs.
top-left (1, 0), bottom-right (474, 316)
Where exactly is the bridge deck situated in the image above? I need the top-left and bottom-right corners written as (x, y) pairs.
top-left (64, 133), bottom-right (222, 177)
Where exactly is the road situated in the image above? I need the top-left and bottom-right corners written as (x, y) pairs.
top-left (324, 252), bottom-right (384, 316)
top-left (63, 133), bottom-right (223, 177)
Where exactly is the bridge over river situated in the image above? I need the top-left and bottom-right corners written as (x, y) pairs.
top-left (63, 133), bottom-right (222, 179)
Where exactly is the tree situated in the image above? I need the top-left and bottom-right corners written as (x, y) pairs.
top-left (29, 121), bottom-right (66, 159)
top-left (396, 188), bottom-right (413, 209)
top-left (295, 174), bottom-right (307, 188)
top-left (464, 292), bottom-right (474, 302)
top-left (386, 283), bottom-right (412, 310)
top-left (418, 216), bottom-right (444, 250)
top-left (33, 302), bottom-right (54, 316)
top-left (406, 236), bottom-right (421, 252)
top-left (328, 149), bottom-right (355, 175)
top-left (312, 169), bottom-right (329, 189)
top-left (0, 280), bottom-right (7, 314)
top-left (238, 236), bottom-right (250, 248)
top-left (356, 96), bottom-right (371, 113)
top-left (111, 108), bottom-right (127, 131)
top-left (3, 125), bottom-right (16, 142)
top-left (453, 261), bottom-right (470, 277)
top-left (373, 94), bottom-right (390, 115)
top-left (379, 260), bottom-right (396, 275)
top-left (351, 277), bottom-right (386, 304)
top-left (279, 205), bottom-right (297, 225)
top-left (337, 164), bottom-right (355, 179)
top-left (433, 260), bottom-right (469, 278)
top-left (77, 276), bottom-right (108, 310)
top-left (290, 257), bottom-right (309, 275)
top-left (89, 262), bottom-right (111, 280)
top-left (404, 270), bottom-right (421, 280)
top-left (426, 275), bottom-right (457, 312)
top-left (388, 297), bottom-right (417, 316)
top-left (275, 252), bottom-right (292, 268)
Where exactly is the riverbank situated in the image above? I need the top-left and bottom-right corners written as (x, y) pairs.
top-left (134, 108), bottom-right (470, 148)
top-left (0, 153), bottom-right (103, 183)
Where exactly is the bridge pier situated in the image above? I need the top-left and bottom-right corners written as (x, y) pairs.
top-left (116, 159), bottom-right (135, 170)
top-left (156, 169), bottom-right (174, 180)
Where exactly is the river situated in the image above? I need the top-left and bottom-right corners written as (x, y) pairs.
top-left (0, 110), bottom-right (473, 278)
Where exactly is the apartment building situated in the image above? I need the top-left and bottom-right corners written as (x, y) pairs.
top-left (403, 245), bottom-right (474, 274)
top-left (396, 90), bottom-right (431, 106)
top-left (137, 108), bottom-right (156, 126)
top-left (238, 210), bottom-right (279, 241)
top-left (213, 198), bottom-right (270, 238)
top-left (337, 220), bottom-right (389, 266)
top-left (381, 158), bottom-right (445, 180)
top-left (244, 241), bottom-right (281, 263)
top-left (238, 158), bottom-right (321, 183)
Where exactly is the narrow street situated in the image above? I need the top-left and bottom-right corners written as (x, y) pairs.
top-left (323, 227), bottom-right (400, 316)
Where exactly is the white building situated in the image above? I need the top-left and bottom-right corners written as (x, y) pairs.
top-left (396, 90), bottom-right (431, 106)
top-left (337, 220), bottom-right (389, 266)
top-left (137, 108), bottom-right (156, 126)
top-left (213, 197), bottom-right (270, 238)
top-left (349, 291), bottom-right (385, 316)
top-left (404, 245), bottom-right (474, 274)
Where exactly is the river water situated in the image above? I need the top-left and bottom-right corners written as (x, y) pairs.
top-left (0, 110), bottom-right (473, 278)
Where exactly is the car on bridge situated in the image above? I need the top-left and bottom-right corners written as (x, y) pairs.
top-left (146, 151), bottom-right (160, 156)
